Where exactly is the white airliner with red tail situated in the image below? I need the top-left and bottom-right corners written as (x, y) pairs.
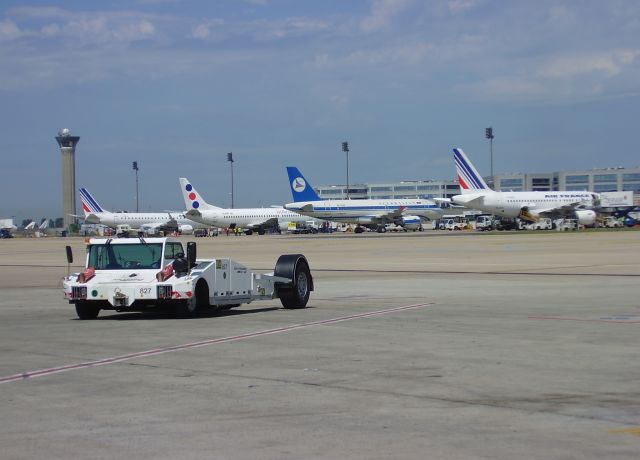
top-left (179, 178), bottom-right (311, 234)
top-left (79, 188), bottom-right (208, 234)
top-left (452, 148), bottom-right (599, 225)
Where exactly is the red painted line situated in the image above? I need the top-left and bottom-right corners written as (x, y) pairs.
top-left (529, 316), bottom-right (640, 324)
top-left (0, 303), bottom-right (433, 385)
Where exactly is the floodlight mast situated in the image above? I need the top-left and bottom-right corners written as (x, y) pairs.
top-left (132, 161), bottom-right (139, 212)
top-left (227, 152), bottom-right (234, 208)
top-left (342, 141), bottom-right (349, 199)
top-left (485, 127), bottom-right (494, 188)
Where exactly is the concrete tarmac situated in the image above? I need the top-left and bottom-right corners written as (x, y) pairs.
top-left (1, 230), bottom-right (639, 459)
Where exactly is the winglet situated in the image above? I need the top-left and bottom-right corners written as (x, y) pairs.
top-left (179, 178), bottom-right (223, 211)
top-left (286, 166), bottom-right (322, 202)
top-left (453, 148), bottom-right (492, 194)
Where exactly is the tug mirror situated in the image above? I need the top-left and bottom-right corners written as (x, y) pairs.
top-left (186, 242), bottom-right (196, 268)
top-left (65, 245), bottom-right (73, 264)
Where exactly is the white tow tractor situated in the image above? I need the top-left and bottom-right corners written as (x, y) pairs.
top-left (63, 237), bottom-right (313, 319)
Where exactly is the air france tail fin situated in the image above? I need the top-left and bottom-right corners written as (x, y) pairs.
top-left (453, 148), bottom-right (492, 194)
top-left (179, 178), bottom-right (223, 211)
top-left (79, 188), bottom-right (108, 215)
top-left (286, 166), bottom-right (322, 202)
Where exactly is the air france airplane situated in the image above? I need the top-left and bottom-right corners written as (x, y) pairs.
top-left (179, 178), bottom-right (312, 234)
top-left (284, 167), bottom-right (444, 232)
top-left (452, 148), bottom-right (598, 225)
top-left (79, 188), bottom-right (208, 235)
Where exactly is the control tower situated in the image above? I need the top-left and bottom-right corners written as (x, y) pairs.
top-left (56, 129), bottom-right (80, 230)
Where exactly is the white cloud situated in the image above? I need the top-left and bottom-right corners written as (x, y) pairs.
top-left (256, 17), bottom-right (330, 40)
top-left (190, 19), bottom-right (224, 40)
top-left (7, 6), bottom-right (69, 19)
top-left (360, 0), bottom-right (413, 33)
top-left (191, 23), bottom-right (210, 39)
top-left (447, 0), bottom-right (477, 15)
top-left (346, 42), bottom-right (433, 66)
top-left (538, 50), bottom-right (640, 78)
top-left (0, 20), bottom-right (20, 39)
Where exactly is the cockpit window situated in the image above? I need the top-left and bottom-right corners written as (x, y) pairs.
top-left (87, 243), bottom-right (163, 270)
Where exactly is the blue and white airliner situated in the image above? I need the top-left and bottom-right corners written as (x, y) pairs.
top-left (284, 167), bottom-right (444, 232)
top-left (452, 148), bottom-right (599, 225)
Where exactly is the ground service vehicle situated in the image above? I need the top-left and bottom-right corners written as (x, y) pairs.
top-left (475, 215), bottom-right (495, 231)
top-left (520, 217), bottom-right (553, 230)
top-left (601, 216), bottom-right (623, 228)
top-left (444, 218), bottom-right (468, 231)
top-left (555, 219), bottom-right (579, 231)
top-left (63, 237), bottom-right (313, 319)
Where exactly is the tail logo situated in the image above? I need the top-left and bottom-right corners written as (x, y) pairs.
top-left (292, 177), bottom-right (307, 193)
top-left (184, 183), bottom-right (200, 209)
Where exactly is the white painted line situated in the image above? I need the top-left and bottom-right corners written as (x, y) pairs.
top-left (0, 303), bottom-right (433, 385)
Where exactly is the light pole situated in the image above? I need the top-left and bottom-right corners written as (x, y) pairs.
top-left (342, 141), bottom-right (349, 199)
top-left (485, 127), bottom-right (494, 188)
top-left (227, 152), bottom-right (234, 208)
top-left (132, 161), bottom-right (139, 212)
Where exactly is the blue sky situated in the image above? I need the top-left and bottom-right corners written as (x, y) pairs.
top-left (1, 0), bottom-right (639, 221)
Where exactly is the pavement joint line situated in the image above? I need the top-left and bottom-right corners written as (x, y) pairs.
top-left (529, 315), bottom-right (640, 324)
top-left (1, 265), bottom-right (638, 277)
top-left (0, 302), bottom-right (434, 385)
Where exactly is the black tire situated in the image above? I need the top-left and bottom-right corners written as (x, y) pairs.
top-left (175, 280), bottom-right (208, 317)
top-left (274, 255), bottom-right (313, 309)
top-left (75, 301), bottom-right (100, 320)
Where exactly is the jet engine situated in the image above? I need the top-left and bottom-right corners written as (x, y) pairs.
top-left (575, 210), bottom-right (596, 226)
top-left (178, 224), bottom-right (194, 235)
top-left (401, 215), bottom-right (422, 231)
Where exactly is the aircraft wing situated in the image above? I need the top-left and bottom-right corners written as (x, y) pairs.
top-left (536, 202), bottom-right (592, 218)
top-left (138, 222), bottom-right (166, 233)
top-left (365, 206), bottom-right (408, 225)
top-left (287, 203), bottom-right (314, 213)
top-left (139, 216), bottom-right (179, 234)
top-left (246, 217), bottom-right (279, 230)
top-left (185, 209), bottom-right (203, 219)
top-left (79, 213), bottom-right (101, 224)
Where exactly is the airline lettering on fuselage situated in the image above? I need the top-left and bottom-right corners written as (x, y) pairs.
top-left (544, 194), bottom-right (590, 199)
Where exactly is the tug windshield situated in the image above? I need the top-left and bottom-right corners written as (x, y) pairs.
top-left (87, 243), bottom-right (163, 270)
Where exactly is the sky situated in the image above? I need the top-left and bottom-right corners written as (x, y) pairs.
top-left (1, 0), bottom-right (640, 222)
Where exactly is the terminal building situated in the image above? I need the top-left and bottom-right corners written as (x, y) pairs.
top-left (315, 179), bottom-right (461, 201)
top-left (313, 166), bottom-right (640, 204)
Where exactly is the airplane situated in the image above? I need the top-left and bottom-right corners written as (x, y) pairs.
top-left (452, 148), bottom-right (598, 226)
top-left (179, 178), bottom-right (314, 235)
top-left (283, 166), bottom-right (444, 233)
top-left (78, 188), bottom-right (209, 235)
top-left (20, 219), bottom-right (50, 237)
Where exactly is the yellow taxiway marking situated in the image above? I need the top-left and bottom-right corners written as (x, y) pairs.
top-left (609, 428), bottom-right (640, 437)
